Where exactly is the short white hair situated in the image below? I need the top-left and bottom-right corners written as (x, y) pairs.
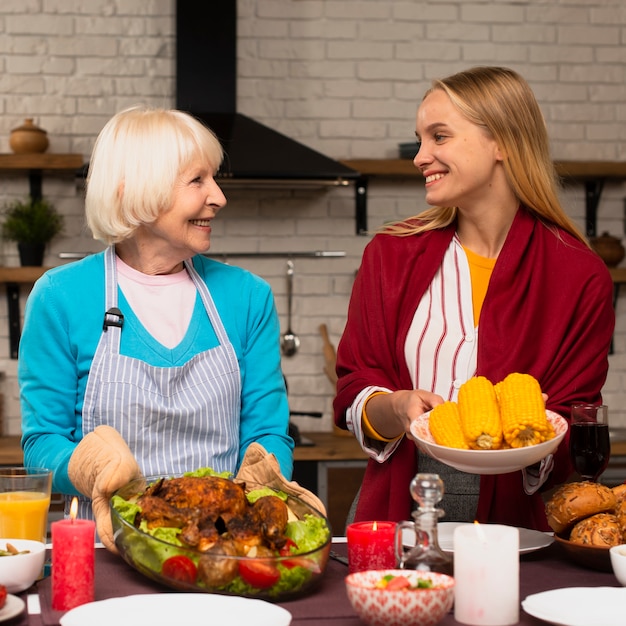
top-left (85, 105), bottom-right (223, 245)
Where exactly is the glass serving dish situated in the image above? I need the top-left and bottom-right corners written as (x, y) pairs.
top-left (110, 475), bottom-right (331, 600)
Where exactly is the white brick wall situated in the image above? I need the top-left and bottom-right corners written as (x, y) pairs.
top-left (0, 0), bottom-right (625, 436)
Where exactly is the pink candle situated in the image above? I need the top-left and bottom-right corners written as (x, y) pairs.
top-left (51, 497), bottom-right (96, 611)
top-left (346, 521), bottom-right (397, 573)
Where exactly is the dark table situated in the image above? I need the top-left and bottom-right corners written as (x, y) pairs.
top-left (12, 539), bottom-right (622, 625)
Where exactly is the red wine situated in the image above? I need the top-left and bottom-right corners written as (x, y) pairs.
top-left (569, 422), bottom-right (610, 481)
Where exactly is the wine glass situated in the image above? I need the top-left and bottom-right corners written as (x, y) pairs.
top-left (569, 403), bottom-right (610, 482)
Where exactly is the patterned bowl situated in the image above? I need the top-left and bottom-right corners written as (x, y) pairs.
top-left (345, 569), bottom-right (455, 626)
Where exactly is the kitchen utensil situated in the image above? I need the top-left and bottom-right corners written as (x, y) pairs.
top-left (318, 324), bottom-right (337, 386)
top-left (281, 260), bottom-right (300, 356)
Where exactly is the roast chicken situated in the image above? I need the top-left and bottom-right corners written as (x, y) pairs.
top-left (136, 475), bottom-right (290, 554)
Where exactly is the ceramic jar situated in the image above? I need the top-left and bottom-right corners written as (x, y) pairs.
top-left (590, 232), bottom-right (625, 267)
top-left (9, 118), bottom-right (49, 154)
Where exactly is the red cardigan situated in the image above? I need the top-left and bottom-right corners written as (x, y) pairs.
top-left (334, 208), bottom-right (614, 531)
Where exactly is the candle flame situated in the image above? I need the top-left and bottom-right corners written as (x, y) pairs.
top-left (372, 521), bottom-right (378, 531)
top-left (474, 520), bottom-right (487, 543)
top-left (70, 497), bottom-right (78, 521)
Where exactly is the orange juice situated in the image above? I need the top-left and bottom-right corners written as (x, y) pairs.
top-left (0, 491), bottom-right (51, 541)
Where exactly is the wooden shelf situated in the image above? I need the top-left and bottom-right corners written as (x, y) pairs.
top-left (341, 159), bottom-right (626, 239)
top-left (609, 268), bottom-right (626, 284)
top-left (0, 267), bottom-right (49, 283)
top-left (0, 153), bottom-right (83, 171)
top-left (341, 159), bottom-right (626, 180)
top-left (0, 152), bottom-right (84, 204)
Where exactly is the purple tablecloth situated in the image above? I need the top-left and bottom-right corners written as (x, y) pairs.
top-left (13, 540), bottom-right (622, 625)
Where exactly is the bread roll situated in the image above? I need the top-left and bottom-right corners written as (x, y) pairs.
top-left (569, 513), bottom-right (622, 547)
top-left (545, 482), bottom-right (616, 534)
top-left (615, 498), bottom-right (626, 542)
top-left (612, 483), bottom-right (626, 503)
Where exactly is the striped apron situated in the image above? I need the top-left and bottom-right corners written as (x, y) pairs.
top-left (68, 246), bottom-right (241, 519)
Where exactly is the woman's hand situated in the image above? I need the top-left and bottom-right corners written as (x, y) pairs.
top-left (365, 389), bottom-right (445, 440)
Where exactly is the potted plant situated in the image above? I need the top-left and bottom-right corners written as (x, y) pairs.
top-left (1, 196), bottom-right (64, 266)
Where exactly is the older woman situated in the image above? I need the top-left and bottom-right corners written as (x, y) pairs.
top-left (19, 106), bottom-right (294, 548)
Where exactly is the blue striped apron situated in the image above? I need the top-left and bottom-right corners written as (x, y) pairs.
top-left (68, 246), bottom-right (241, 519)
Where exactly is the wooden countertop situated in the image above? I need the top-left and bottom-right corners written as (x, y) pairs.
top-left (2, 432), bottom-right (624, 467)
top-left (0, 432), bottom-right (368, 466)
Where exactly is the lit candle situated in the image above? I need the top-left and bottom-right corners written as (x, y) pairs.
top-left (346, 520), bottom-right (397, 573)
top-left (51, 497), bottom-right (96, 611)
top-left (453, 523), bottom-right (519, 626)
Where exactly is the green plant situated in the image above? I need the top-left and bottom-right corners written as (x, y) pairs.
top-left (1, 196), bottom-right (64, 244)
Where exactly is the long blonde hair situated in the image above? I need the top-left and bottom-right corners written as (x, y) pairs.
top-left (385, 66), bottom-right (587, 246)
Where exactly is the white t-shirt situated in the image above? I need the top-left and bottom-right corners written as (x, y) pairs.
top-left (116, 257), bottom-right (196, 349)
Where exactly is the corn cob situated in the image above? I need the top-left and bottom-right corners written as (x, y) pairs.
top-left (496, 372), bottom-right (554, 448)
top-left (429, 401), bottom-right (470, 449)
top-left (458, 376), bottom-right (503, 450)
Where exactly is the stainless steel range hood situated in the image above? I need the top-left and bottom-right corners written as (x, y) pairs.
top-left (175, 1), bottom-right (360, 189)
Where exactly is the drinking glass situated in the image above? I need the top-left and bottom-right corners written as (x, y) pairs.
top-left (0, 467), bottom-right (52, 542)
top-left (569, 404), bottom-right (610, 482)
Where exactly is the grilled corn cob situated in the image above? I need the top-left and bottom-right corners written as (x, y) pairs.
top-left (496, 372), bottom-right (554, 448)
top-left (458, 376), bottom-right (503, 450)
top-left (429, 401), bottom-right (470, 450)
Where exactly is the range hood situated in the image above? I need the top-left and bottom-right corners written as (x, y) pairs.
top-left (175, 1), bottom-right (360, 189)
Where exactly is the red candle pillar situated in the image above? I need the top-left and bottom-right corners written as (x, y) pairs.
top-left (51, 497), bottom-right (96, 611)
top-left (346, 521), bottom-right (397, 573)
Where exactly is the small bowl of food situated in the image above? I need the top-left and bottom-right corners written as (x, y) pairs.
top-left (609, 544), bottom-right (626, 585)
top-left (0, 539), bottom-right (46, 593)
top-left (110, 472), bottom-right (331, 600)
top-left (345, 569), bottom-right (455, 626)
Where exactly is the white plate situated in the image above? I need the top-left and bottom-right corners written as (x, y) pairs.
top-left (60, 593), bottom-right (292, 626)
top-left (436, 522), bottom-right (553, 554)
top-left (410, 410), bottom-right (567, 474)
top-left (0, 594), bottom-right (26, 623)
top-left (522, 587), bottom-right (626, 626)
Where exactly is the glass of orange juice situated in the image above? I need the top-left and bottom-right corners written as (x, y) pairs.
top-left (0, 467), bottom-right (52, 543)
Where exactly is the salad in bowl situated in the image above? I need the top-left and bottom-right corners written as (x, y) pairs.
top-left (110, 468), bottom-right (331, 600)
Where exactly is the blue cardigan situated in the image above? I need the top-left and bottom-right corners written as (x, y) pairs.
top-left (19, 252), bottom-right (294, 494)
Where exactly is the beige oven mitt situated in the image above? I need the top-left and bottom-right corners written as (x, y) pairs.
top-left (236, 442), bottom-right (327, 516)
top-left (68, 425), bottom-right (142, 553)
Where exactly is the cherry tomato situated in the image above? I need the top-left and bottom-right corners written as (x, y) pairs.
top-left (0, 584), bottom-right (6, 609)
top-left (238, 560), bottom-right (281, 589)
top-left (278, 538), bottom-right (298, 556)
top-left (162, 555), bottom-right (197, 584)
top-left (384, 575), bottom-right (412, 590)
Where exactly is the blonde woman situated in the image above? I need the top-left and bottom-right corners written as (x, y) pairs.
top-left (334, 67), bottom-right (614, 531)
top-left (20, 106), bottom-right (293, 548)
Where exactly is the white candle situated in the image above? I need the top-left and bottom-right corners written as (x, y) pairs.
top-left (453, 523), bottom-right (519, 626)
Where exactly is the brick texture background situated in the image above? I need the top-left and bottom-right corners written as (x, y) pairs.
top-left (0, 0), bottom-right (625, 436)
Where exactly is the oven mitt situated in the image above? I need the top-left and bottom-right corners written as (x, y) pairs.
top-left (522, 453), bottom-right (554, 496)
top-left (236, 442), bottom-right (327, 516)
top-left (68, 425), bottom-right (142, 553)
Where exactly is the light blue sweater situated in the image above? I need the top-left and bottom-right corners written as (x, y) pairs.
top-left (19, 252), bottom-right (294, 494)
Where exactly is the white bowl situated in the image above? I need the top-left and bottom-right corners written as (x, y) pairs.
top-left (609, 544), bottom-right (626, 585)
top-left (0, 538), bottom-right (46, 593)
top-left (410, 410), bottom-right (567, 475)
top-left (345, 569), bottom-right (454, 626)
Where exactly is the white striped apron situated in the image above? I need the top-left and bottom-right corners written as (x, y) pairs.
top-left (68, 246), bottom-right (241, 518)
